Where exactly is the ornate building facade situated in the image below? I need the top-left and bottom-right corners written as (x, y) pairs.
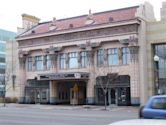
top-left (16, 3), bottom-right (155, 105)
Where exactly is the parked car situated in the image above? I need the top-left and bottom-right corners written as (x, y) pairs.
top-left (139, 95), bottom-right (166, 119)
top-left (108, 119), bottom-right (166, 125)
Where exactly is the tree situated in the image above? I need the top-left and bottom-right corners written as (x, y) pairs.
top-left (96, 66), bottom-right (119, 110)
top-left (0, 64), bottom-right (16, 107)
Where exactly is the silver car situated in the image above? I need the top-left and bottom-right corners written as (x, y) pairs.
top-left (108, 119), bottom-right (166, 125)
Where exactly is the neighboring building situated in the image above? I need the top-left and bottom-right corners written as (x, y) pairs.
top-left (16, 3), bottom-right (155, 105)
top-left (146, 2), bottom-right (166, 98)
top-left (0, 29), bottom-right (16, 97)
top-left (5, 39), bottom-right (19, 99)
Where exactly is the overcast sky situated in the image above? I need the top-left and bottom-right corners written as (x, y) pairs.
top-left (0, 0), bottom-right (165, 32)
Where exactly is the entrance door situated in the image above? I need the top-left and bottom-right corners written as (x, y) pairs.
top-left (40, 89), bottom-right (49, 104)
top-left (111, 88), bottom-right (116, 104)
top-left (70, 84), bottom-right (78, 105)
top-left (35, 89), bottom-right (49, 104)
top-left (36, 90), bottom-right (41, 103)
top-left (108, 88), bottom-right (118, 105)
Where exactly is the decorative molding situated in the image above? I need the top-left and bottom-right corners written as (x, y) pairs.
top-left (119, 39), bottom-right (129, 45)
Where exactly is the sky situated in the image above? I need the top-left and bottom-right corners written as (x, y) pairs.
top-left (0, 0), bottom-right (165, 32)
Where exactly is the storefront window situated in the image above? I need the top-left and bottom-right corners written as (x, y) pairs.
top-left (108, 48), bottom-right (118, 65)
top-left (80, 51), bottom-right (87, 68)
top-left (97, 49), bottom-right (104, 66)
top-left (154, 44), bottom-right (166, 94)
top-left (69, 52), bottom-right (78, 69)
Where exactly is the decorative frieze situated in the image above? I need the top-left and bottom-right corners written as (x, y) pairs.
top-left (19, 24), bottom-right (138, 47)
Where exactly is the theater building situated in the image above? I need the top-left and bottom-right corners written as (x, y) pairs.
top-left (16, 3), bottom-right (155, 105)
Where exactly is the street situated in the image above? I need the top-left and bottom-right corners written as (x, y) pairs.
top-left (0, 104), bottom-right (139, 125)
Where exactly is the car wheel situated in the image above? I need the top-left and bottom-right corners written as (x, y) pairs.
top-left (139, 106), bottom-right (144, 118)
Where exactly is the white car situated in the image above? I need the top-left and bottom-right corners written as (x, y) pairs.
top-left (108, 119), bottom-right (166, 125)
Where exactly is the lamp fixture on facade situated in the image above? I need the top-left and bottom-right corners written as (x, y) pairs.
top-left (154, 55), bottom-right (159, 62)
top-left (154, 54), bottom-right (160, 95)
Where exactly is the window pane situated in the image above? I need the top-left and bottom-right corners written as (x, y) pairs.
top-left (69, 52), bottom-right (78, 69)
top-left (60, 53), bottom-right (65, 69)
top-left (97, 49), bottom-right (104, 66)
top-left (28, 57), bottom-right (32, 71)
top-left (151, 98), bottom-right (166, 109)
top-left (81, 51), bottom-right (87, 68)
top-left (35, 56), bottom-right (43, 71)
top-left (46, 55), bottom-right (51, 70)
top-left (108, 48), bottom-right (118, 65)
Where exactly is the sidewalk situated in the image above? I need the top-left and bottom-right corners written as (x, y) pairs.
top-left (0, 103), bottom-right (139, 112)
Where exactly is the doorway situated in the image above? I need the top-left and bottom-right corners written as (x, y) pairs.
top-left (111, 88), bottom-right (116, 104)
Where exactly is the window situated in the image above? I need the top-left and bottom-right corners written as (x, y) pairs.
top-left (0, 43), bottom-right (6, 52)
top-left (69, 52), bottom-right (78, 69)
top-left (151, 98), bottom-right (166, 110)
top-left (0, 64), bottom-right (5, 73)
top-left (28, 57), bottom-right (33, 71)
top-left (80, 51), bottom-right (87, 68)
top-left (46, 55), bottom-right (51, 70)
top-left (97, 49), bottom-right (104, 66)
top-left (59, 53), bottom-right (65, 69)
top-left (35, 56), bottom-right (43, 71)
top-left (0, 54), bottom-right (5, 63)
top-left (108, 48), bottom-right (118, 65)
top-left (122, 47), bottom-right (130, 64)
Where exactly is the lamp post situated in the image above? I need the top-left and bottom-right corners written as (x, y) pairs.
top-left (154, 55), bottom-right (160, 95)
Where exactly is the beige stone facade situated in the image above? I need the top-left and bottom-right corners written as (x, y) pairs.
top-left (146, 2), bottom-right (166, 101)
top-left (5, 40), bottom-right (20, 99)
top-left (16, 3), bottom-right (155, 105)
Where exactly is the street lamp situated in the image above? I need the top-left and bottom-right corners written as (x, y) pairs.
top-left (154, 55), bottom-right (160, 95)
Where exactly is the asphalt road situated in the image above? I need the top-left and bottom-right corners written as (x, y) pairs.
top-left (0, 105), bottom-right (138, 125)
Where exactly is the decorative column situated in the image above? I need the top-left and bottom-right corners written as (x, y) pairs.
top-left (86, 50), bottom-right (95, 104)
top-left (65, 53), bottom-right (69, 69)
top-left (32, 56), bottom-right (36, 71)
top-left (43, 54), bottom-right (47, 70)
top-left (49, 80), bottom-right (58, 104)
top-left (129, 37), bottom-right (140, 105)
top-left (104, 49), bottom-right (108, 66)
top-left (118, 48), bottom-right (122, 65)
top-left (77, 51), bottom-right (81, 68)
top-left (18, 50), bottom-right (28, 103)
top-left (54, 53), bottom-right (58, 72)
top-left (85, 41), bottom-right (101, 105)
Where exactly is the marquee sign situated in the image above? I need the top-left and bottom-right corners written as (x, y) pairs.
top-left (39, 72), bottom-right (89, 80)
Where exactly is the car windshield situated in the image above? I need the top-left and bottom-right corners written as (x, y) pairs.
top-left (151, 98), bottom-right (166, 110)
